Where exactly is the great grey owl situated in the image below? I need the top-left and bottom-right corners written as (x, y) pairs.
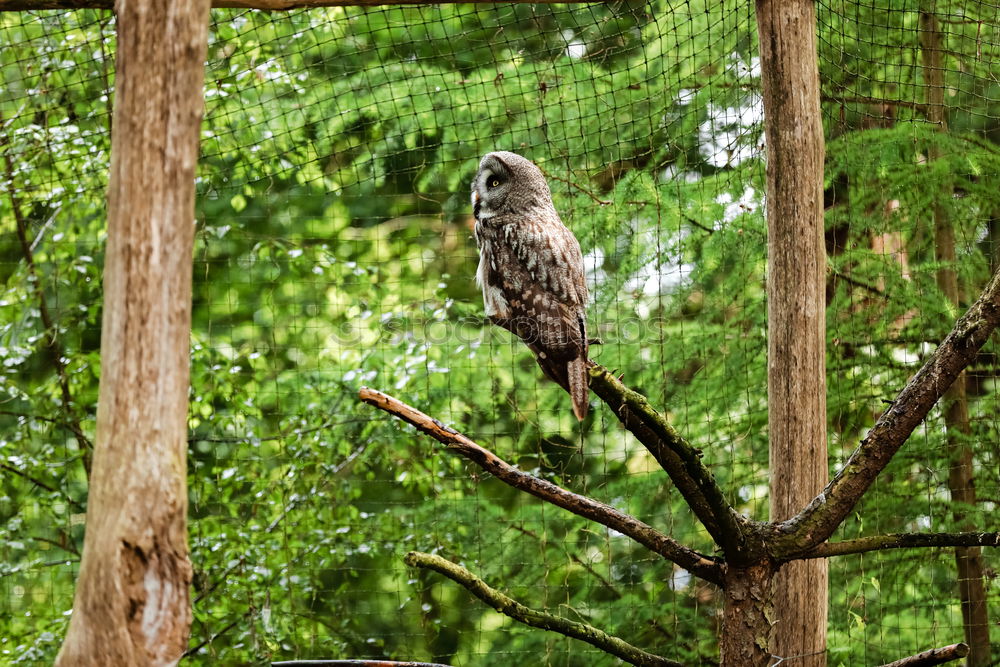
top-left (471, 151), bottom-right (590, 421)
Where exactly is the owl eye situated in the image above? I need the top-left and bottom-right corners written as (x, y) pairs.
top-left (489, 179), bottom-right (500, 188)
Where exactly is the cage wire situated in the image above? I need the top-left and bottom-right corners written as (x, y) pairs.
top-left (1, 1), bottom-right (998, 665)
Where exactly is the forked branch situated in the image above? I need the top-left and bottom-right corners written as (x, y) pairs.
top-left (776, 265), bottom-right (1000, 552)
top-left (359, 387), bottom-right (722, 584)
top-left (404, 551), bottom-right (681, 667)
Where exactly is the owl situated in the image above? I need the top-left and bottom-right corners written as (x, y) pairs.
top-left (471, 151), bottom-right (590, 421)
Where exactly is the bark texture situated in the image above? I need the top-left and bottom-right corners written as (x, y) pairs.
top-left (55, 1), bottom-right (211, 665)
top-left (719, 562), bottom-right (776, 667)
top-left (755, 0), bottom-right (828, 664)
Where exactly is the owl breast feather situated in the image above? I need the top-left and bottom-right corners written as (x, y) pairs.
top-left (475, 227), bottom-right (510, 319)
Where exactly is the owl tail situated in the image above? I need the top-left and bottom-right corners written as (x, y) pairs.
top-left (567, 356), bottom-right (589, 421)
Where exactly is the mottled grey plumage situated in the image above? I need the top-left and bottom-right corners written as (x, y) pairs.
top-left (471, 151), bottom-right (590, 420)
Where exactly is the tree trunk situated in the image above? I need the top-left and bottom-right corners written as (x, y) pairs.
top-left (919, 4), bottom-right (993, 664)
top-left (755, 1), bottom-right (828, 664)
top-left (55, 1), bottom-right (211, 664)
top-left (720, 562), bottom-right (776, 667)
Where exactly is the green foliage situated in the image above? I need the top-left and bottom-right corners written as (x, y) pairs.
top-left (1, 2), bottom-right (998, 666)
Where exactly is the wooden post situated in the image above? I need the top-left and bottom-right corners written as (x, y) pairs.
top-left (55, 1), bottom-right (211, 664)
top-left (756, 1), bottom-right (828, 664)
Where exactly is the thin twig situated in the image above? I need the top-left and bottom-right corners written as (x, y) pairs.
top-left (537, 167), bottom-right (612, 206)
top-left (358, 387), bottom-right (721, 584)
top-left (31, 534), bottom-right (80, 557)
top-left (264, 443), bottom-right (368, 533)
top-left (0, 108), bottom-right (93, 473)
top-left (193, 557), bottom-right (245, 605)
top-left (0, 462), bottom-right (85, 511)
top-left (828, 266), bottom-right (884, 296)
top-left (189, 418), bottom-right (369, 445)
top-left (821, 93), bottom-right (929, 112)
top-left (404, 551), bottom-right (680, 667)
top-left (507, 523), bottom-right (621, 599)
top-left (183, 617), bottom-right (242, 657)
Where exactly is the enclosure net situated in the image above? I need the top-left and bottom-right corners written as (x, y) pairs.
top-left (1, 1), bottom-right (998, 665)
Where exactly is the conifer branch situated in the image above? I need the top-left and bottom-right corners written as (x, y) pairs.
top-left (359, 387), bottom-right (722, 584)
top-left (404, 551), bottom-right (681, 667)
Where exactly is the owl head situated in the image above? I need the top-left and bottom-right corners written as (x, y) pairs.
top-left (471, 151), bottom-right (553, 221)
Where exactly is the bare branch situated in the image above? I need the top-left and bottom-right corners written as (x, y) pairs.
top-left (796, 532), bottom-right (1000, 559)
top-left (586, 366), bottom-right (750, 562)
top-left (359, 387), bottom-right (721, 584)
top-left (774, 265), bottom-right (1000, 553)
top-left (877, 643), bottom-right (969, 667)
top-left (404, 551), bottom-right (681, 667)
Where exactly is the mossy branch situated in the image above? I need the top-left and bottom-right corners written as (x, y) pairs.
top-left (587, 365), bottom-right (749, 562)
top-left (404, 551), bottom-right (681, 667)
top-left (795, 532), bottom-right (1000, 560)
top-left (359, 387), bottom-right (721, 584)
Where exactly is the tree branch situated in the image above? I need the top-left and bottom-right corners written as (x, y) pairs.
top-left (404, 551), bottom-right (680, 667)
top-left (773, 265), bottom-right (1000, 554)
top-left (358, 387), bottom-right (721, 584)
top-left (586, 366), bottom-right (750, 562)
top-left (797, 532), bottom-right (1000, 559)
top-left (877, 643), bottom-right (969, 667)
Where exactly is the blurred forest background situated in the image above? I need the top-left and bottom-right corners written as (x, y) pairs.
top-left (2, 1), bottom-right (999, 664)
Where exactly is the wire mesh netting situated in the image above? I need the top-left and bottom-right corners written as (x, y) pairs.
top-left (1, 1), bottom-right (998, 665)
